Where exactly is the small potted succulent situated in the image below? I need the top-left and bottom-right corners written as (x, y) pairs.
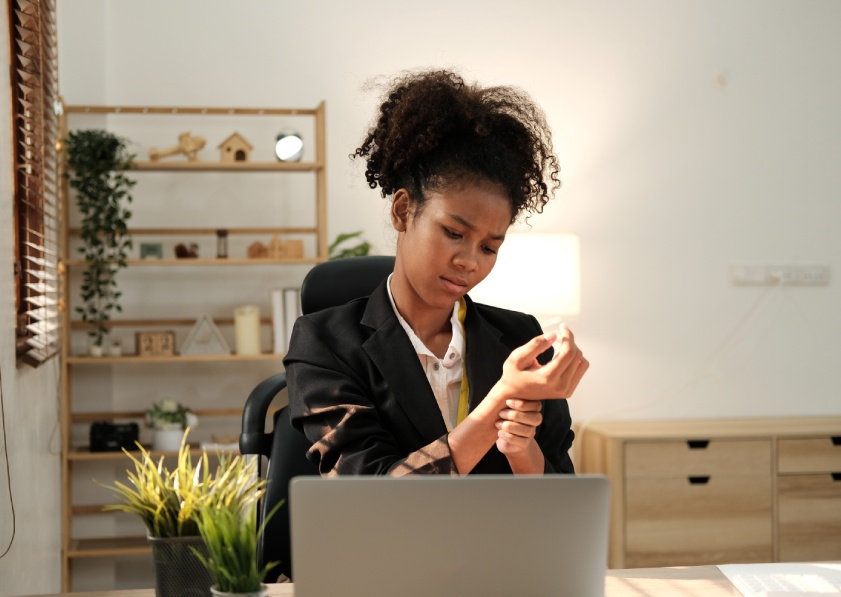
top-left (145, 399), bottom-right (199, 452)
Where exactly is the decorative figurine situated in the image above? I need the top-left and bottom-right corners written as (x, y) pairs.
top-left (216, 229), bottom-right (228, 259)
top-left (148, 132), bottom-right (206, 161)
top-left (174, 243), bottom-right (199, 258)
top-left (247, 241), bottom-right (268, 258)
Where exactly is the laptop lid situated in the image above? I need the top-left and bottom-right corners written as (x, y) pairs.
top-left (290, 474), bottom-right (610, 597)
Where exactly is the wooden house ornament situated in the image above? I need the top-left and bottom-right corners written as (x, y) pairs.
top-left (218, 132), bottom-right (253, 163)
top-left (267, 234), bottom-right (304, 260)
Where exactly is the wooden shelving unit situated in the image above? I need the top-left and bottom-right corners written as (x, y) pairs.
top-left (58, 103), bottom-right (327, 591)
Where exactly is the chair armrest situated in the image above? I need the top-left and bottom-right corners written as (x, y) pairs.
top-left (240, 372), bottom-right (287, 458)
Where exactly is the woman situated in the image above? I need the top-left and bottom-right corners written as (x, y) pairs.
top-left (284, 69), bottom-right (588, 476)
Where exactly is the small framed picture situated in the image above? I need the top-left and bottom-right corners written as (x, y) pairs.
top-left (140, 242), bottom-right (164, 259)
top-left (136, 331), bottom-right (176, 357)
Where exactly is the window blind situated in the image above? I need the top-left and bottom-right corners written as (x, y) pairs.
top-left (10, 0), bottom-right (61, 366)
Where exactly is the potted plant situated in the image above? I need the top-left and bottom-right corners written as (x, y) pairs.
top-left (145, 399), bottom-right (199, 452)
top-left (328, 230), bottom-right (371, 259)
top-left (101, 430), bottom-right (273, 597)
top-left (65, 129), bottom-right (136, 355)
top-left (192, 469), bottom-right (281, 597)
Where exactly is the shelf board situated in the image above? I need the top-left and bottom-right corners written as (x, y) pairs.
top-left (72, 407), bottom-right (245, 423)
top-left (64, 104), bottom-right (320, 116)
top-left (67, 445), bottom-right (234, 461)
top-left (72, 504), bottom-right (111, 516)
top-left (67, 226), bottom-right (318, 236)
top-left (132, 160), bottom-right (322, 172)
top-left (66, 353), bottom-right (283, 364)
top-left (69, 316), bottom-right (274, 330)
top-left (63, 257), bottom-right (324, 267)
top-left (68, 536), bottom-right (151, 558)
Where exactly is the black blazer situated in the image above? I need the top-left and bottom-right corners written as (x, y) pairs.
top-left (284, 280), bottom-right (575, 476)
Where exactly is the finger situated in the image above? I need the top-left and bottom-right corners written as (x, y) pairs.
top-left (510, 332), bottom-right (557, 370)
top-left (496, 431), bottom-right (530, 453)
top-left (496, 417), bottom-right (541, 437)
top-left (552, 354), bottom-right (590, 399)
top-left (504, 398), bottom-right (542, 412)
top-left (498, 409), bottom-right (543, 427)
top-left (550, 334), bottom-right (581, 371)
top-left (564, 356), bottom-right (590, 397)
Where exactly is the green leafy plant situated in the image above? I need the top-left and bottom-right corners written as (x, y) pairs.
top-left (100, 429), bottom-right (269, 539)
top-left (101, 430), bottom-right (208, 537)
top-left (145, 399), bottom-right (196, 430)
top-left (193, 498), bottom-right (281, 594)
top-left (65, 129), bottom-right (136, 348)
top-left (328, 230), bottom-right (371, 260)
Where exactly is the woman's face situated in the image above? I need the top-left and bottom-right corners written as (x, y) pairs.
top-left (391, 180), bottom-right (512, 317)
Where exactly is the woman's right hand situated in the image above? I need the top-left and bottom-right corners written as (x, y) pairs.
top-left (495, 325), bottom-right (589, 401)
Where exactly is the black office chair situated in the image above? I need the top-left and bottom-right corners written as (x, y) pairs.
top-left (239, 255), bottom-right (396, 581)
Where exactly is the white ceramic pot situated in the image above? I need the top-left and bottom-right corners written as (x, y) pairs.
top-left (152, 427), bottom-right (185, 452)
top-left (89, 343), bottom-right (104, 357)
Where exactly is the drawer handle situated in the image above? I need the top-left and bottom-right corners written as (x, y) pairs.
top-left (687, 440), bottom-right (710, 449)
top-left (832, 473), bottom-right (841, 482)
top-left (832, 436), bottom-right (841, 446)
top-left (688, 476), bottom-right (711, 485)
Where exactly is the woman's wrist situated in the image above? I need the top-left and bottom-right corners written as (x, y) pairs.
top-left (504, 439), bottom-right (545, 475)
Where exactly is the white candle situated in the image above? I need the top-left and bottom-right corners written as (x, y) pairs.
top-left (234, 305), bottom-right (261, 355)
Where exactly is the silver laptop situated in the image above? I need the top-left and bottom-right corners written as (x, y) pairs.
top-left (290, 474), bottom-right (610, 597)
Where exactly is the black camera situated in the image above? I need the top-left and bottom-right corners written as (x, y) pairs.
top-left (89, 421), bottom-right (140, 452)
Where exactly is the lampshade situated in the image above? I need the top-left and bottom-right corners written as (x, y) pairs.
top-left (469, 233), bottom-right (580, 326)
top-left (275, 131), bottom-right (304, 162)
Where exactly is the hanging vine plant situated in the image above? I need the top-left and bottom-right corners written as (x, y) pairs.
top-left (65, 129), bottom-right (136, 350)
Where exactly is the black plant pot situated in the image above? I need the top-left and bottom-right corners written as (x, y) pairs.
top-left (148, 535), bottom-right (212, 597)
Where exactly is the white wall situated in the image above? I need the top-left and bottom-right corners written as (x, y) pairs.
top-left (9, 0), bottom-right (837, 591)
top-left (58, 0), bottom-right (841, 424)
top-left (0, 6), bottom-right (62, 596)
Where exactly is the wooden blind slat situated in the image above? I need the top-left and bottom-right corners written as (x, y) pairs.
top-left (11, 0), bottom-right (61, 366)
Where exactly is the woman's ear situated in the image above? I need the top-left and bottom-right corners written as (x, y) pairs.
top-left (390, 189), bottom-right (411, 232)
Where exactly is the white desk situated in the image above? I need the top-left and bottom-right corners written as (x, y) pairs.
top-left (26, 565), bottom-right (742, 597)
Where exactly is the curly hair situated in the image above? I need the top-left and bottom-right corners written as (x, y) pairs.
top-left (353, 69), bottom-right (561, 223)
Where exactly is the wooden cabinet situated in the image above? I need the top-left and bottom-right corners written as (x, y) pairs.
top-left (58, 104), bottom-right (328, 591)
top-left (623, 439), bottom-right (773, 567)
top-left (777, 436), bottom-right (841, 562)
top-left (578, 417), bottom-right (841, 569)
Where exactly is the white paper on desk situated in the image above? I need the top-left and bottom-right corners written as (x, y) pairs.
top-left (719, 562), bottom-right (841, 596)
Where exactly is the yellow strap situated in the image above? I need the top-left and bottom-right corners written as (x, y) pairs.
top-left (455, 298), bottom-right (470, 427)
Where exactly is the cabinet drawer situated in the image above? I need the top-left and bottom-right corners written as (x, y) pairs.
top-left (778, 437), bottom-right (841, 474)
top-left (778, 474), bottom-right (841, 562)
top-left (625, 439), bottom-right (771, 478)
top-left (625, 476), bottom-right (773, 567)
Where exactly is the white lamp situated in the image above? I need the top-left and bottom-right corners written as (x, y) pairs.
top-left (469, 233), bottom-right (580, 330)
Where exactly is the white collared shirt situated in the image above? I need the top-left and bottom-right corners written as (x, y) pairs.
top-left (386, 275), bottom-right (465, 430)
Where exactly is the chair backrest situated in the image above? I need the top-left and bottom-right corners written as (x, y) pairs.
top-left (300, 255), bottom-right (397, 315)
top-left (253, 255), bottom-right (396, 580)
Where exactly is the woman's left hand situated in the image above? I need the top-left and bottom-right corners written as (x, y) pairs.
top-left (495, 398), bottom-right (542, 454)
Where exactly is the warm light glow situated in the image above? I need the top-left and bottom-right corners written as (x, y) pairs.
top-left (469, 233), bottom-right (581, 322)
